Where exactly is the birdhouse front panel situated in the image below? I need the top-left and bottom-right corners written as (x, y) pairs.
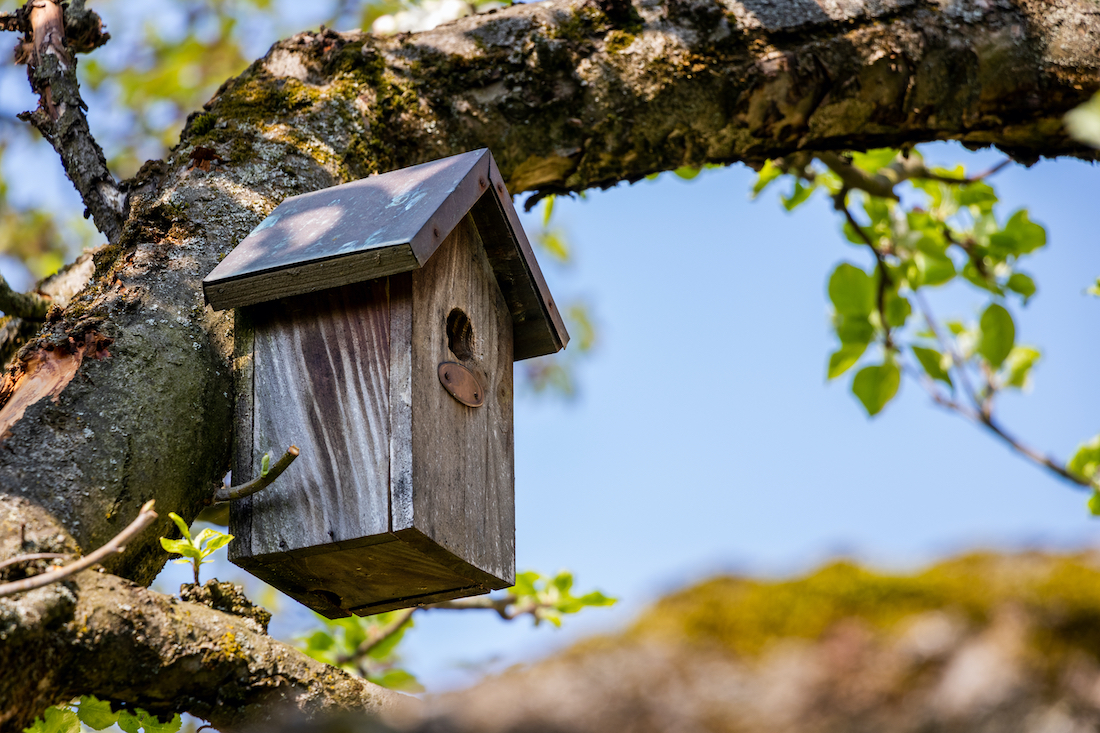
top-left (205, 149), bottom-right (568, 618)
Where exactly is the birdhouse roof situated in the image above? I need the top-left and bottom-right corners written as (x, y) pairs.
top-left (203, 149), bottom-right (567, 360)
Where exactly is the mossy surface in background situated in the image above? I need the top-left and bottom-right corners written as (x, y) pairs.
top-left (624, 552), bottom-right (1100, 660)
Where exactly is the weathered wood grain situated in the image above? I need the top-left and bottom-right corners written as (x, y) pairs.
top-left (410, 214), bottom-right (515, 587)
top-left (228, 310), bottom-right (255, 562)
top-left (247, 282), bottom-right (392, 556)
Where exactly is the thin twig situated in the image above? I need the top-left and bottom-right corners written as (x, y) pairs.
top-left (336, 607), bottom-right (416, 665)
top-left (837, 198), bottom-right (893, 348)
top-left (908, 294), bottom-right (1091, 490)
top-left (214, 446), bottom-right (299, 502)
top-left (0, 552), bottom-right (67, 572)
top-left (0, 11), bottom-right (25, 33)
top-left (0, 273), bottom-right (50, 320)
top-left (0, 501), bottom-right (158, 598)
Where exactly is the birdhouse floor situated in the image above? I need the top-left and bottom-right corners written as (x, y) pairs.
top-left (233, 527), bottom-right (508, 618)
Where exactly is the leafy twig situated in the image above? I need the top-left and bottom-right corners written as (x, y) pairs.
top-left (0, 501), bottom-right (157, 598)
top-left (213, 445), bottom-right (299, 502)
top-left (836, 198), bottom-right (893, 348)
top-left (335, 608), bottom-right (416, 668)
top-left (909, 292), bottom-right (1091, 490)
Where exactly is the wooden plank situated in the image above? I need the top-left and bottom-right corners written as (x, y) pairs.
top-left (204, 243), bottom-right (418, 311)
top-left (410, 214), bottom-right (515, 585)
top-left (237, 534), bottom-right (493, 618)
top-left (247, 282), bottom-right (392, 555)
top-left (389, 273), bottom-right (414, 532)
top-left (228, 309), bottom-right (256, 562)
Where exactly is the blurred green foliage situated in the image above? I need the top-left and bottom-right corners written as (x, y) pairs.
top-left (23, 695), bottom-right (182, 733)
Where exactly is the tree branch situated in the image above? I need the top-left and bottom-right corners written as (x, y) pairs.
top-left (909, 293), bottom-right (1092, 491)
top-left (15, 0), bottom-right (125, 242)
top-left (0, 273), bottom-right (50, 320)
top-left (0, 571), bottom-right (405, 730)
top-left (0, 500), bottom-right (157, 598)
top-left (213, 445), bottom-right (299, 502)
top-left (0, 552), bottom-right (66, 571)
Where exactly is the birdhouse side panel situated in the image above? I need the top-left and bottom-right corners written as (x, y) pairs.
top-left (407, 214), bottom-right (516, 587)
top-left (244, 281), bottom-right (394, 556)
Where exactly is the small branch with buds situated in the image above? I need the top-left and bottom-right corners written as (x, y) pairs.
top-left (214, 446), bottom-right (300, 502)
top-left (0, 500), bottom-right (158, 598)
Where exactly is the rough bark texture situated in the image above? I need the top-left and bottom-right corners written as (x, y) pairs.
top-left (1, 0), bottom-right (1099, 727)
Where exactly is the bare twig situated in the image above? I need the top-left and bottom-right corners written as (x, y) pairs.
top-left (0, 273), bottom-right (50, 320)
top-left (0, 500), bottom-right (158, 598)
top-left (0, 552), bottom-right (67, 572)
top-left (214, 446), bottom-right (299, 502)
top-left (15, 0), bottom-right (126, 243)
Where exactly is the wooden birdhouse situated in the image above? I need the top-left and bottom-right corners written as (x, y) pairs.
top-left (202, 149), bottom-right (568, 618)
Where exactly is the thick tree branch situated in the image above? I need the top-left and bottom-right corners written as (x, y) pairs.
top-left (15, 0), bottom-right (125, 242)
top-left (0, 571), bottom-right (404, 731)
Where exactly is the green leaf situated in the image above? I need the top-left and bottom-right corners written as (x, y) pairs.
top-left (1089, 492), bottom-right (1100, 516)
top-left (884, 292), bottom-right (911, 328)
top-left (198, 531), bottom-right (233, 558)
top-left (116, 711), bottom-right (142, 733)
top-left (1088, 277), bottom-right (1100, 297)
top-left (1066, 92), bottom-right (1100, 148)
top-left (1006, 272), bottom-right (1037, 304)
top-left (827, 343), bottom-right (867, 379)
top-left (160, 537), bottom-right (199, 559)
top-left (852, 362), bottom-right (901, 416)
top-left (978, 303), bottom-right (1015, 368)
top-left (541, 194), bottom-right (555, 226)
top-left (1069, 435), bottom-right (1100, 482)
top-left (751, 160), bottom-right (783, 198)
top-left (76, 696), bottom-right (119, 730)
top-left (828, 263), bottom-right (875, 317)
top-left (536, 230), bottom-right (571, 262)
top-left (912, 346), bottom-right (952, 387)
top-left (834, 314), bottom-right (875, 345)
top-left (850, 148), bottom-right (899, 174)
top-left (781, 179), bottom-right (816, 211)
top-left (913, 250), bottom-right (956, 287)
top-left (990, 209), bottom-right (1046, 257)
top-left (956, 182), bottom-right (997, 212)
top-left (260, 452), bottom-right (271, 477)
top-left (550, 571), bottom-right (574, 594)
top-left (673, 166), bottom-right (700, 180)
top-left (167, 512), bottom-right (191, 542)
top-left (24, 707), bottom-right (81, 733)
top-left (1002, 346), bottom-right (1040, 390)
top-left (372, 668), bottom-right (425, 692)
top-left (302, 630), bottom-right (335, 654)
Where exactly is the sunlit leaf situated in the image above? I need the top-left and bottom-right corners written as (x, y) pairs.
top-left (752, 160), bottom-right (784, 198)
top-left (1066, 92), bottom-right (1100, 148)
top-left (1069, 435), bottom-right (1100, 482)
top-left (828, 343), bottom-right (867, 379)
top-left (978, 303), bottom-right (1015, 368)
top-left (912, 346), bottom-right (952, 387)
top-left (852, 362), bottom-right (900, 416)
top-left (76, 696), bottom-right (118, 731)
top-left (1002, 346), bottom-right (1040, 390)
top-left (828, 263), bottom-right (875, 317)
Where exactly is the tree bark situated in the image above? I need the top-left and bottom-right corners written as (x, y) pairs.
top-left (1, 0), bottom-right (1098, 726)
